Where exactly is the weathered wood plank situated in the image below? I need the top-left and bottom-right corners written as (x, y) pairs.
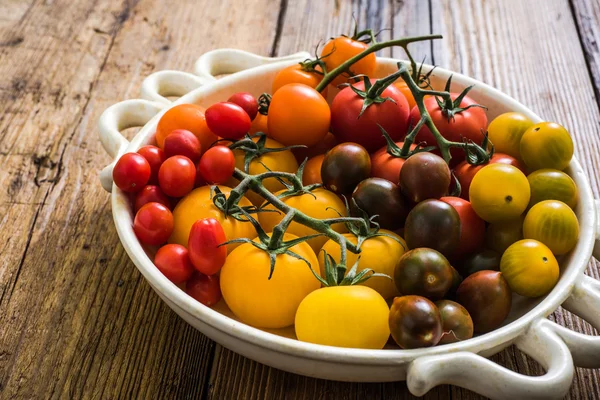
top-left (570, 0), bottom-right (600, 108)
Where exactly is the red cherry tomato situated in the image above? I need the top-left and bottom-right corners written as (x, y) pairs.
top-left (440, 196), bottom-right (486, 256)
top-left (163, 129), bottom-right (202, 162)
top-left (197, 146), bottom-right (236, 184)
top-left (188, 218), bottom-right (227, 275)
top-left (133, 202), bottom-right (174, 246)
top-left (134, 185), bottom-right (172, 212)
top-left (454, 153), bottom-right (526, 200)
top-left (186, 273), bottom-right (221, 306)
top-left (137, 145), bottom-right (165, 184)
top-left (154, 244), bottom-right (194, 284)
top-left (113, 152), bottom-right (151, 192)
top-left (330, 81), bottom-right (410, 153)
top-left (370, 142), bottom-right (417, 184)
top-left (227, 92), bottom-right (258, 121)
top-left (158, 156), bottom-right (196, 197)
top-left (205, 102), bottom-right (251, 140)
top-left (411, 93), bottom-right (488, 164)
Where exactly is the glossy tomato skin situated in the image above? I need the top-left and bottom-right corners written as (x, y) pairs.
top-left (197, 146), bottom-right (235, 185)
top-left (370, 142), bottom-right (416, 184)
top-left (389, 295), bottom-right (443, 349)
top-left (527, 169), bottom-right (578, 209)
top-left (487, 112), bottom-right (534, 161)
top-left (158, 156), bottom-right (196, 198)
top-left (404, 199), bottom-right (461, 259)
top-left (351, 178), bottom-right (408, 230)
top-left (113, 153), bottom-right (151, 193)
top-left (137, 145), bottom-right (165, 184)
top-left (227, 92), bottom-right (258, 120)
top-left (268, 83), bottom-right (330, 147)
top-left (520, 122), bottom-right (574, 171)
top-left (394, 248), bottom-right (454, 300)
top-left (330, 82), bottom-right (410, 153)
top-left (454, 153), bottom-right (525, 200)
top-left (186, 273), bottom-right (222, 306)
top-left (156, 104), bottom-right (217, 151)
top-left (249, 113), bottom-right (269, 136)
top-left (188, 218), bottom-right (227, 275)
top-left (435, 300), bottom-right (474, 344)
top-left (272, 64), bottom-right (327, 96)
top-left (411, 94), bottom-right (488, 163)
top-left (205, 102), bottom-right (251, 140)
top-left (154, 244), bottom-right (194, 284)
top-left (321, 143), bottom-right (371, 195)
top-left (400, 152), bottom-right (450, 203)
top-left (163, 129), bottom-right (202, 162)
top-left (321, 37), bottom-right (376, 87)
top-left (523, 200), bottom-right (579, 255)
top-left (133, 202), bottom-right (174, 246)
top-left (134, 185), bottom-right (171, 212)
top-left (302, 154), bottom-right (325, 185)
top-left (440, 196), bottom-right (485, 256)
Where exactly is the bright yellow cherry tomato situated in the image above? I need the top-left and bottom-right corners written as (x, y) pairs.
top-left (469, 163), bottom-right (531, 223)
top-left (319, 232), bottom-right (407, 299)
top-left (527, 169), bottom-right (578, 209)
top-left (500, 239), bottom-right (559, 297)
top-left (523, 200), bottom-right (579, 255)
top-left (295, 285), bottom-right (390, 349)
top-left (520, 122), bottom-right (574, 171)
top-left (487, 112), bottom-right (534, 161)
top-left (220, 233), bottom-right (321, 329)
top-left (169, 185), bottom-right (255, 253)
top-left (486, 217), bottom-right (524, 254)
top-left (227, 136), bottom-right (298, 206)
top-left (259, 188), bottom-right (348, 253)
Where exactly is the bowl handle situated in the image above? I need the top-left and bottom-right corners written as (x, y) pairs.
top-left (98, 99), bottom-right (166, 192)
top-left (141, 49), bottom-right (311, 105)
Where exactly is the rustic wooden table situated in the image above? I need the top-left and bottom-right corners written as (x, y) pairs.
top-left (2, 0), bottom-right (600, 398)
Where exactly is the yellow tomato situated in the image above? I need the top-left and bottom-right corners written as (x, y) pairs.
top-left (520, 122), bottom-right (574, 171)
top-left (227, 136), bottom-right (298, 206)
top-left (259, 188), bottom-right (348, 253)
top-left (295, 285), bottom-right (390, 349)
top-left (169, 185), bottom-right (255, 253)
top-left (527, 169), bottom-right (578, 209)
top-left (318, 232), bottom-right (406, 299)
top-left (220, 233), bottom-right (320, 329)
top-left (523, 200), bottom-right (579, 255)
top-left (469, 163), bottom-right (531, 223)
top-left (500, 239), bottom-right (559, 297)
top-left (486, 217), bottom-right (524, 254)
top-left (487, 112), bottom-right (534, 161)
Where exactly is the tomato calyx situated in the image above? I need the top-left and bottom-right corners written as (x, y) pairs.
top-left (436, 76), bottom-right (488, 121)
top-left (314, 249), bottom-right (389, 287)
top-left (271, 159), bottom-right (323, 200)
top-left (229, 132), bottom-right (304, 172)
top-left (379, 125), bottom-right (435, 159)
top-left (257, 94), bottom-right (271, 116)
top-left (342, 71), bottom-right (402, 116)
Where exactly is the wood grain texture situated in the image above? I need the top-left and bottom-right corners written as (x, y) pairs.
top-left (1, 0), bottom-right (599, 399)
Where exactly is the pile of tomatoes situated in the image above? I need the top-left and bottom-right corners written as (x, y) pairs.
top-left (110, 32), bottom-right (579, 351)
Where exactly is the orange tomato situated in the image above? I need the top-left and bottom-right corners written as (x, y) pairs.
top-left (249, 113), bottom-right (269, 136)
top-left (156, 104), bottom-right (218, 151)
top-left (321, 37), bottom-right (376, 87)
top-left (393, 81), bottom-right (417, 110)
top-left (302, 154), bottom-right (325, 185)
top-left (267, 83), bottom-right (330, 147)
top-left (272, 64), bottom-right (327, 96)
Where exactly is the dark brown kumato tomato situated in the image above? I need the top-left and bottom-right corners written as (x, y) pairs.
top-left (351, 178), bottom-right (409, 230)
top-left (321, 143), bottom-right (371, 195)
top-left (400, 152), bottom-right (451, 203)
top-left (404, 200), bottom-right (461, 259)
top-left (458, 248), bottom-right (501, 277)
top-left (394, 248), bottom-right (454, 300)
top-left (456, 270), bottom-right (512, 333)
top-left (389, 295), bottom-right (443, 349)
top-left (435, 300), bottom-right (474, 344)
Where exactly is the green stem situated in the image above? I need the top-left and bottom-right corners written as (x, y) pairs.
top-left (315, 34), bottom-right (443, 92)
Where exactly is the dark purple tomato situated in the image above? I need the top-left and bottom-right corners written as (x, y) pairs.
top-left (458, 248), bottom-right (501, 277)
top-left (456, 270), bottom-right (512, 333)
top-left (400, 152), bottom-right (451, 203)
top-left (321, 143), bottom-right (371, 195)
top-left (389, 295), bottom-right (443, 349)
top-left (394, 248), bottom-right (454, 300)
top-left (435, 299), bottom-right (474, 344)
top-left (351, 177), bottom-right (408, 230)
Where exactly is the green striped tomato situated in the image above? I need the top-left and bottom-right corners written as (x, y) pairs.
top-left (523, 200), bottom-right (579, 255)
top-left (520, 122), bottom-right (574, 171)
top-left (527, 169), bottom-right (578, 209)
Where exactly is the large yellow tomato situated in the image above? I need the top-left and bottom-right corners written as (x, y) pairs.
top-left (318, 232), bottom-right (406, 299)
top-left (259, 188), bottom-right (348, 253)
top-left (220, 233), bottom-right (320, 329)
top-left (500, 239), bottom-right (559, 297)
top-left (169, 185), bottom-right (255, 253)
top-left (486, 112), bottom-right (534, 161)
top-left (469, 163), bottom-right (530, 223)
top-left (228, 136), bottom-right (298, 206)
top-left (520, 122), bottom-right (574, 171)
top-left (527, 169), bottom-right (578, 209)
top-left (523, 200), bottom-right (579, 255)
top-left (295, 285), bottom-right (390, 349)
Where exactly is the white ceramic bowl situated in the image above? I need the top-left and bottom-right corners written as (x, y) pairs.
top-left (98, 49), bottom-right (600, 400)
